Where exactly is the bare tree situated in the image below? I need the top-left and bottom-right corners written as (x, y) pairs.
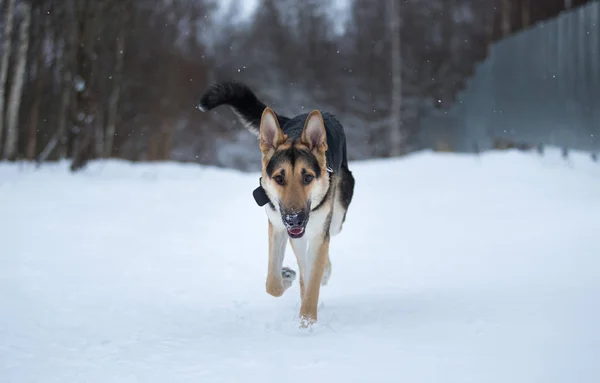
top-left (501, 0), bottom-right (511, 36)
top-left (70, 0), bottom-right (101, 171)
top-left (388, 0), bottom-right (403, 156)
top-left (521, 0), bottom-right (531, 28)
top-left (0, 0), bottom-right (16, 152)
top-left (37, 3), bottom-right (72, 165)
top-left (27, 1), bottom-right (51, 160)
top-left (32, 0), bottom-right (213, 164)
top-left (105, 0), bottom-right (129, 158)
top-left (57, 0), bottom-right (77, 159)
top-left (3, 2), bottom-right (31, 160)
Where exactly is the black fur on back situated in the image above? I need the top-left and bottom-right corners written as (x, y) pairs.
top-left (196, 81), bottom-right (289, 136)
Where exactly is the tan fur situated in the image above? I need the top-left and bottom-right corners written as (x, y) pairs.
top-left (289, 239), bottom-right (306, 299)
top-left (299, 233), bottom-right (330, 327)
top-left (265, 220), bottom-right (290, 297)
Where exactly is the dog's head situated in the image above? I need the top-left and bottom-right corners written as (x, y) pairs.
top-left (259, 108), bottom-right (330, 239)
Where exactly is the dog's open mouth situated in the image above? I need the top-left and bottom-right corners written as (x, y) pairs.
top-left (287, 227), bottom-right (305, 238)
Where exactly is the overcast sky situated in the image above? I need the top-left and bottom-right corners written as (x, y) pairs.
top-left (216, 0), bottom-right (351, 33)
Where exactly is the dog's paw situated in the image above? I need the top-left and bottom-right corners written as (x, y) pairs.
top-left (299, 314), bottom-right (317, 329)
top-left (282, 267), bottom-right (296, 281)
top-left (282, 267), bottom-right (296, 288)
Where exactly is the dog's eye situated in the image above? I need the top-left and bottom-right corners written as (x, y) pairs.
top-left (303, 174), bottom-right (314, 185)
top-left (273, 175), bottom-right (285, 185)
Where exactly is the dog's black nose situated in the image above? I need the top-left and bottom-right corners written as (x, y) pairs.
top-left (284, 212), bottom-right (306, 228)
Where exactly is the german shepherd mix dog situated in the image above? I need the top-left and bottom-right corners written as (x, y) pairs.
top-left (196, 82), bottom-right (355, 327)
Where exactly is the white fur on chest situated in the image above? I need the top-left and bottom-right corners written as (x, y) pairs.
top-left (265, 201), bottom-right (332, 286)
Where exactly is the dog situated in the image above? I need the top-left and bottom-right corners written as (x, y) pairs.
top-left (196, 81), bottom-right (355, 327)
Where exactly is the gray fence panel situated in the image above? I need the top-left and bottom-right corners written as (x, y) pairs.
top-left (420, 1), bottom-right (600, 153)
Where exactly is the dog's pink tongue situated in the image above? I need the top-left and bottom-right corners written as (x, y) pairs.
top-left (289, 228), bottom-right (304, 235)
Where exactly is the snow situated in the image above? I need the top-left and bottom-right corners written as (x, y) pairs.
top-left (1, 148), bottom-right (599, 383)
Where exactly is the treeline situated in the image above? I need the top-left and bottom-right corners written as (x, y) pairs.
top-left (211, 0), bottom-right (492, 165)
top-left (0, 0), bottom-right (216, 171)
top-left (0, 0), bottom-right (580, 171)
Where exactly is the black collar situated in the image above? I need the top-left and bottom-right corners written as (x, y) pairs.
top-left (253, 177), bottom-right (271, 207)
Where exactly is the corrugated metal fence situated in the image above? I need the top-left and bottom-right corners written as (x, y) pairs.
top-left (419, 1), bottom-right (600, 153)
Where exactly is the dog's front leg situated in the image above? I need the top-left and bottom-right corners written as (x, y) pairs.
top-left (289, 236), bottom-right (309, 300)
top-left (299, 233), bottom-right (330, 327)
top-left (265, 220), bottom-right (294, 297)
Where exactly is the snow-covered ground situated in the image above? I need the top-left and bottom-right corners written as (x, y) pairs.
top-left (1, 148), bottom-right (599, 383)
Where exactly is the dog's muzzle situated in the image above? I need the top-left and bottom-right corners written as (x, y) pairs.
top-left (283, 211), bottom-right (308, 238)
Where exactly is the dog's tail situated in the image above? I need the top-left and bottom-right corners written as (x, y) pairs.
top-left (196, 81), bottom-right (288, 137)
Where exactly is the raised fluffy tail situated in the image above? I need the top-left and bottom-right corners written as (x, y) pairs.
top-left (196, 81), bottom-right (288, 137)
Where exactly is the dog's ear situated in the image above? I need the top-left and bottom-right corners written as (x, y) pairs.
top-left (301, 110), bottom-right (327, 151)
top-left (260, 107), bottom-right (284, 152)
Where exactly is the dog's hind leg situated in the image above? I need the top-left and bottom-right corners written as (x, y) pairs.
top-left (329, 194), bottom-right (347, 237)
top-left (329, 169), bottom-right (354, 237)
top-left (266, 221), bottom-right (295, 297)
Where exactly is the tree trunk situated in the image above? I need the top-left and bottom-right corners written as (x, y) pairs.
top-left (521, 0), bottom-right (530, 28)
top-left (501, 0), bottom-right (511, 37)
top-left (36, 130), bottom-right (60, 165)
top-left (388, 0), bottom-right (403, 156)
top-left (57, 2), bottom-right (77, 160)
top-left (27, 3), bottom-right (49, 160)
top-left (0, 0), bottom-right (16, 153)
top-left (105, 26), bottom-right (126, 158)
top-left (94, 106), bottom-right (104, 157)
top-left (484, 0), bottom-right (496, 47)
top-left (159, 127), bottom-right (173, 160)
top-left (57, 85), bottom-right (72, 159)
top-left (70, 118), bottom-right (95, 171)
top-left (70, 0), bottom-right (99, 171)
top-left (3, 2), bottom-right (31, 160)
top-left (37, 3), bottom-right (73, 164)
top-left (147, 133), bottom-right (159, 161)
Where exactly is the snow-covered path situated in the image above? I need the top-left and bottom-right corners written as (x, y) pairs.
top-left (1, 149), bottom-right (599, 382)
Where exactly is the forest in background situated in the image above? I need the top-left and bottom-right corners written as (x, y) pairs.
top-left (0, 0), bottom-right (591, 171)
